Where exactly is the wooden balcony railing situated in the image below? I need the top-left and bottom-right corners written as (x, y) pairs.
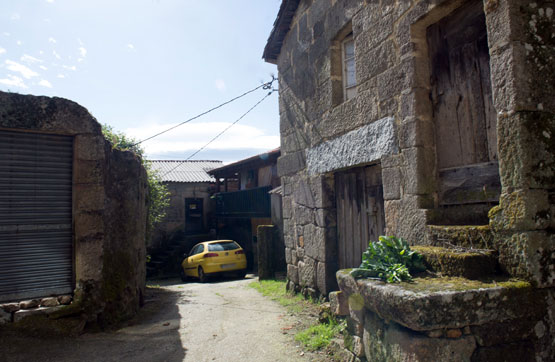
top-left (214, 186), bottom-right (271, 218)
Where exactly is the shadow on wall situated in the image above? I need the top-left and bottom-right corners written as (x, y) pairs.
top-left (1, 287), bottom-right (186, 362)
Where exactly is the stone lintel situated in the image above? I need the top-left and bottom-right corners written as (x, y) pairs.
top-left (305, 116), bottom-right (398, 175)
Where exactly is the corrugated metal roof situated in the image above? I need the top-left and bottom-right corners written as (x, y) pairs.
top-left (150, 160), bottom-right (223, 183)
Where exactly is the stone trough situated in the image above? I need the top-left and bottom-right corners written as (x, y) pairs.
top-left (333, 271), bottom-right (551, 361)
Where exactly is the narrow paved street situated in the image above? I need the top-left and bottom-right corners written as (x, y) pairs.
top-left (2, 277), bottom-right (309, 362)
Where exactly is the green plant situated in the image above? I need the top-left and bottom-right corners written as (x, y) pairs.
top-left (295, 316), bottom-right (341, 351)
top-left (351, 235), bottom-right (426, 283)
top-left (101, 125), bottom-right (170, 241)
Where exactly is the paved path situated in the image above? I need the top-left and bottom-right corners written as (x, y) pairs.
top-left (2, 276), bottom-right (308, 362)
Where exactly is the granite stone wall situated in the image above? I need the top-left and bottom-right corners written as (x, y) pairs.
top-left (0, 91), bottom-right (147, 334)
top-left (274, 0), bottom-right (554, 300)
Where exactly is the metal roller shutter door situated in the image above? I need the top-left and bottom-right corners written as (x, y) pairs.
top-left (0, 130), bottom-right (73, 302)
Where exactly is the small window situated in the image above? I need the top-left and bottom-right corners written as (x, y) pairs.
top-left (342, 34), bottom-right (357, 101)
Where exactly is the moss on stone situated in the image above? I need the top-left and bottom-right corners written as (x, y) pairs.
top-left (398, 276), bottom-right (531, 293)
top-left (427, 225), bottom-right (494, 250)
top-left (412, 245), bottom-right (498, 279)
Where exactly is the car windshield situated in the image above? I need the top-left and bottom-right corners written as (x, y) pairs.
top-left (208, 241), bottom-right (240, 251)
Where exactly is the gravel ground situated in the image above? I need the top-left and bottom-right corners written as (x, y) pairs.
top-left (1, 276), bottom-right (330, 362)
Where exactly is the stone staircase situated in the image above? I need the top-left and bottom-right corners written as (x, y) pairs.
top-left (331, 225), bottom-right (552, 361)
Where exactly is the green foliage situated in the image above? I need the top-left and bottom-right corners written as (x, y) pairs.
top-left (101, 124), bottom-right (170, 239)
top-left (248, 279), bottom-right (304, 310)
top-left (351, 235), bottom-right (426, 283)
top-left (295, 317), bottom-right (342, 351)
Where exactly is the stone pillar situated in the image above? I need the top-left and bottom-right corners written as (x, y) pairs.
top-left (257, 225), bottom-right (276, 280)
top-left (486, 0), bottom-right (555, 288)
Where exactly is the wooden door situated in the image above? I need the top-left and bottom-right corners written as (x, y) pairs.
top-left (336, 165), bottom-right (385, 269)
top-left (428, 0), bottom-right (497, 170)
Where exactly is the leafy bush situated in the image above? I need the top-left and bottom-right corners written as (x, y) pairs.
top-left (350, 236), bottom-right (426, 283)
top-left (101, 124), bottom-right (170, 240)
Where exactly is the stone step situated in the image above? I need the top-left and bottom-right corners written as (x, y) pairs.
top-left (426, 225), bottom-right (494, 250)
top-left (412, 245), bottom-right (498, 280)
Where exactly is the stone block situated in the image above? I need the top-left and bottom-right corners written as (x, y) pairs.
top-left (303, 224), bottom-right (325, 260)
top-left (285, 247), bottom-right (292, 265)
top-left (277, 151), bottom-right (306, 177)
top-left (490, 189), bottom-right (550, 232)
top-left (58, 295), bottom-right (72, 305)
top-left (356, 39), bottom-right (396, 83)
top-left (347, 316), bottom-right (364, 338)
top-left (306, 117), bottom-right (399, 175)
top-left (2, 303), bottom-right (20, 313)
top-left (282, 196), bottom-right (292, 219)
top-left (497, 111), bottom-right (555, 190)
top-left (294, 204), bottom-right (314, 226)
top-left (287, 264), bottom-right (299, 285)
top-left (315, 208), bottom-right (336, 228)
top-left (19, 300), bottom-right (40, 309)
top-left (402, 147), bottom-right (436, 195)
top-left (40, 297), bottom-right (60, 307)
top-left (382, 166), bottom-right (401, 200)
top-left (298, 258), bottom-right (317, 288)
top-left (411, 246), bottom-right (498, 280)
top-left (496, 230), bottom-right (555, 287)
top-left (399, 117), bottom-right (434, 149)
top-left (329, 291), bottom-right (349, 316)
top-left (74, 134), bottom-right (107, 161)
top-left (351, 335), bottom-right (365, 358)
top-left (284, 232), bottom-right (295, 249)
top-left (14, 307), bottom-right (51, 322)
top-left (363, 311), bottom-right (477, 362)
top-left (0, 308), bottom-right (11, 324)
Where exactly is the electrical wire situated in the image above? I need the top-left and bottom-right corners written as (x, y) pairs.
top-left (160, 89), bottom-right (276, 178)
top-left (131, 76), bottom-right (276, 147)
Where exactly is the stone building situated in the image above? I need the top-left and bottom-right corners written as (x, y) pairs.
top-left (264, 0), bottom-right (554, 360)
top-left (0, 91), bottom-right (147, 334)
top-left (208, 148), bottom-right (283, 270)
top-left (149, 160), bottom-right (222, 249)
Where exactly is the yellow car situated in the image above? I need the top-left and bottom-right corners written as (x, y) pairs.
top-left (180, 240), bottom-right (247, 282)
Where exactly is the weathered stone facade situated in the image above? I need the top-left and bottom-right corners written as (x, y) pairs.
top-left (0, 91), bottom-right (147, 334)
top-left (265, 0), bottom-right (554, 360)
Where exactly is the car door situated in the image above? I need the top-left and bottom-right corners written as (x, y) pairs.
top-left (185, 244), bottom-right (204, 277)
top-left (184, 244), bottom-right (202, 277)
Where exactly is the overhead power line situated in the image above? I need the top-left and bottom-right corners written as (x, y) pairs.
top-left (160, 88), bottom-right (276, 179)
top-left (131, 76), bottom-right (276, 147)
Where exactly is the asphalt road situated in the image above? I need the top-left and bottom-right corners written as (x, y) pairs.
top-left (2, 276), bottom-right (309, 362)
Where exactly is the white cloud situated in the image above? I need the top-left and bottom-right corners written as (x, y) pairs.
top-left (78, 47), bottom-right (87, 61)
top-left (39, 65), bottom-right (48, 70)
top-left (215, 79), bottom-right (226, 92)
top-left (46, 0), bottom-right (55, 3)
top-left (57, 74), bottom-right (65, 78)
top-left (48, 37), bottom-right (57, 44)
top-left (125, 122), bottom-right (280, 157)
top-left (38, 79), bottom-right (52, 88)
top-left (21, 54), bottom-right (43, 64)
top-left (5, 60), bottom-right (38, 79)
top-left (0, 48), bottom-right (6, 55)
top-left (16, 40), bottom-right (22, 46)
top-left (62, 65), bottom-right (76, 71)
top-left (126, 43), bottom-right (135, 50)
top-left (0, 74), bottom-right (27, 89)
top-left (3, 32), bottom-right (11, 37)
top-left (11, 13), bottom-right (21, 21)
top-left (53, 50), bottom-right (61, 59)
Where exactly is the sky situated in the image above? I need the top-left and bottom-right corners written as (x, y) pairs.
top-left (0, 0), bottom-right (281, 163)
